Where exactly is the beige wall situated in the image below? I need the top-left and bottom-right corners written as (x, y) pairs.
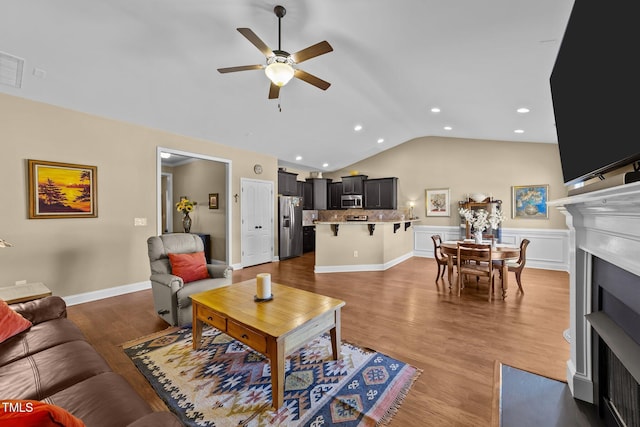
top-left (0, 93), bottom-right (276, 297)
top-left (1, 92), bottom-right (569, 298)
top-left (316, 224), bottom-right (386, 266)
top-left (168, 160), bottom-right (227, 261)
top-left (315, 222), bottom-right (413, 268)
top-left (325, 137), bottom-right (569, 230)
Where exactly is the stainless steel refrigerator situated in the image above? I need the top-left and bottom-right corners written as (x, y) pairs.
top-left (278, 196), bottom-right (303, 260)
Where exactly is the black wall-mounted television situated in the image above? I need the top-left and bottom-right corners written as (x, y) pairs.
top-left (550, 0), bottom-right (640, 186)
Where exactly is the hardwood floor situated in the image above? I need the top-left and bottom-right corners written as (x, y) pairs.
top-left (66, 252), bottom-right (572, 426)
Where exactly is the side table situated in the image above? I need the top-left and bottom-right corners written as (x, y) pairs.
top-left (0, 282), bottom-right (52, 304)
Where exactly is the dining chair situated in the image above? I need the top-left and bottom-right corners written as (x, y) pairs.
top-left (494, 238), bottom-right (530, 294)
top-left (482, 233), bottom-right (495, 243)
top-left (431, 234), bottom-right (454, 283)
top-left (456, 242), bottom-right (497, 301)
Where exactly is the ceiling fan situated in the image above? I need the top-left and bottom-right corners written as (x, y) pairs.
top-left (217, 5), bottom-right (333, 100)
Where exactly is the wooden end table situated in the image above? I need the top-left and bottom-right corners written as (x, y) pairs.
top-left (190, 279), bottom-right (345, 409)
top-left (0, 282), bottom-right (52, 304)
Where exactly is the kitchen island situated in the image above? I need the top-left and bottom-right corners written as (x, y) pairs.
top-left (313, 218), bottom-right (420, 273)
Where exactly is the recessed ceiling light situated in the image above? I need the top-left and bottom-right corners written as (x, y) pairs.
top-left (354, 124), bottom-right (363, 131)
top-left (160, 152), bottom-right (171, 159)
top-left (431, 107), bottom-right (441, 113)
top-left (444, 126), bottom-right (452, 131)
top-left (514, 129), bottom-right (524, 134)
top-left (295, 155), bottom-right (302, 161)
top-left (377, 138), bottom-right (384, 144)
top-left (517, 107), bottom-right (530, 113)
top-left (322, 163), bottom-right (329, 168)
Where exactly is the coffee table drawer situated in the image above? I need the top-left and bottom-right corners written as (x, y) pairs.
top-left (228, 320), bottom-right (267, 353)
top-left (196, 305), bottom-right (227, 331)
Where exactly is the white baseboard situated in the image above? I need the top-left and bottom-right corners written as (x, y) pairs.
top-left (314, 252), bottom-right (413, 273)
top-left (63, 280), bottom-right (151, 306)
top-left (566, 359), bottom-right (594, 403)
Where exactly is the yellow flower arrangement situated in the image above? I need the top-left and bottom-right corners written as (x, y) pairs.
top-left (176, 198), bottom-right (196, 214)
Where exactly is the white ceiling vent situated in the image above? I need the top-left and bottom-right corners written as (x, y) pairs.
top-left (0, 51), bottom-right (25, 88)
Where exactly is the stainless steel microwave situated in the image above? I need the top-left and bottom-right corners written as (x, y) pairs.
top-left (341, 194), bottom-right (363, 209)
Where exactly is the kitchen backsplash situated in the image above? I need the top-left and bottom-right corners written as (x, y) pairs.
top-left (302, 210), bottom-right (318, 226)
top-left (318, 209), bottom-right (412, 222)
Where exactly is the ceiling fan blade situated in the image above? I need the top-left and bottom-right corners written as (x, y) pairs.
top-left (237, 28), bottom-right (274, 57)
top-left (291, 41), bottom-right (333, 64)
top-left (294, 69), bottom-right (331, 90)
top-left (217, 65), bottom-right (264, 73)
top-left (268, 83), bottom-right (280, 99)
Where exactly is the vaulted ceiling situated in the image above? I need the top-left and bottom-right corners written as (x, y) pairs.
top-left (1, 0), bottom-right (574, 171)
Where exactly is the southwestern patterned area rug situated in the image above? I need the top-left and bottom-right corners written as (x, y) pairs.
top-left (123, 326), bottom-right (420, 426)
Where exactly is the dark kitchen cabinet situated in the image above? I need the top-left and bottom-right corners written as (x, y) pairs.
top-left (297, 180), bottom-right (306, 198)
top-left (303, 225), bottom-right (316, 253)
top-left (301, 181), bottom-right (313, 210)
top-left (278, 170), bottom-right (298, 196)
top-left (363, 177), bottom-right (398, 209)
top-left (328, 181), bottom-right (343, 209)
top-left (305, 178), bottom-right (332, 210)
top-left (341, 174), bottom-right (368, 195)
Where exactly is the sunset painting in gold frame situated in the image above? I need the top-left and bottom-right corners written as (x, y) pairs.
top-left (28, 159), bottom-right (98, 219)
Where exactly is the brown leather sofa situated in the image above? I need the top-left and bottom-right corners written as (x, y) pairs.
top-left (0, 296), bottom-right (182, 426)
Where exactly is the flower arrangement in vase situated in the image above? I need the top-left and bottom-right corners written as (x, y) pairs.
top-left (459, 207), bottom-right (506, 244)
top-left (176, 198), bottom-right (197, 233)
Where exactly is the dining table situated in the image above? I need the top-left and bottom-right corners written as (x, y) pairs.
top-left (440, 240), bottom-right (520, 299)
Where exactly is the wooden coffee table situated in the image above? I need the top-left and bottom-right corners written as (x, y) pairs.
top-left (190, 279), bottom-right (345, 409)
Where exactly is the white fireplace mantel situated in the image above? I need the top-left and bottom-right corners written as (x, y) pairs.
top-left (548, 181), bottom-right (640, 402)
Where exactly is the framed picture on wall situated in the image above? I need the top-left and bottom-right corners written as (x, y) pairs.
top-left (209, 193), bottom-right (219, 209)
top-left (512, 184), bottom-right (549, 219)
top-left (27, 159), bottom-right (98, 219)
top-left (425, 188), bottom-right (450, 217)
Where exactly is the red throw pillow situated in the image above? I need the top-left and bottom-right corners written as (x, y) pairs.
top-left (0, 299), bottom-right (32, 344)
top-left (168, 251), bottom-right (210, 284)
top-left (0, 399), bottom-right (85, 426)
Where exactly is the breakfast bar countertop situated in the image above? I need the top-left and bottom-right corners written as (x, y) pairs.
top-left (313, 219), bottom-right (416, 273)
top-left (313, 218), bottom-right (421, 225)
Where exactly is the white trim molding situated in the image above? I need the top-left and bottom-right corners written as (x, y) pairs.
top-left (63, 281), bottom-right (151, 306)
top-left (413, 225), bottom-right (570, 272)
top-left (548, 181), bottom-right (640, 403)
top-left (314, 252), bottom-right (413, 273)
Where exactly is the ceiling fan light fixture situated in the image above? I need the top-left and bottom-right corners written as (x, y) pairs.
top-left (265, 55), bottom-right (294, 87)
top-left (220, 5), bottom-right (332, 98)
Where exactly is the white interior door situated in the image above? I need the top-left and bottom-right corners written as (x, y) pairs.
top-left (241, 178), bottom-right (274, 267)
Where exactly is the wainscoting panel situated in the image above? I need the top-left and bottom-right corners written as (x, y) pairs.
top-left (413, 225), bottom-right (569, 272)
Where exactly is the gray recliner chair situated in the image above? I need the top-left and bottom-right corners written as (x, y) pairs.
top-left (147, 233), bottom-right (232, 326)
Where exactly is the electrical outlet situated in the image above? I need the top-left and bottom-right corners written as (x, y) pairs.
top-left (33, 67), bottom-right (47, 79)
top-left (134, 217), bottom-right (147, 226)
top-left (353, 250), bottom-right (358, 257)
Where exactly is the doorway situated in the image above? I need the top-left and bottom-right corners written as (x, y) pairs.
top-left (240, 178), bottom-right (274, 267)
top-left (157, 147), bottom-right (232, 265)
top-left (161, 172), bottom-right (173, 233)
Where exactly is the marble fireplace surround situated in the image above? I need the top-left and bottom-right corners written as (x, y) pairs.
top-left (548, 181), bottom-right (640, 403)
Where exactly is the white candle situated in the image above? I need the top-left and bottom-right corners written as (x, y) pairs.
top-left (256, 273), bottom-right (271, 299)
